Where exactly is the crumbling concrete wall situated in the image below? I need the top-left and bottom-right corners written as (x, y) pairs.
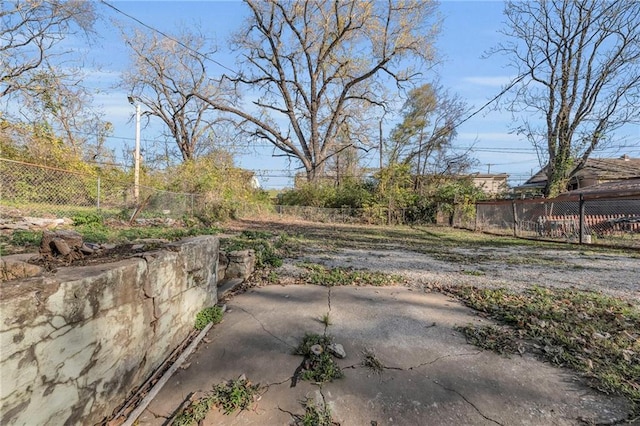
top-left (0, 235), bottom-right (219, 425)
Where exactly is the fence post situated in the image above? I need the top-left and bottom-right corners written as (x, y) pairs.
top-left (474, 203), bottom-right (478, 231)
top-left (579, 194), bottom-right (585, 244)
top-left (511, 200), bottom-right (518, 237)
top-left (97, 176), bottom-right (101, 211)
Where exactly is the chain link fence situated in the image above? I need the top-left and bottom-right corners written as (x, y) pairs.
top-left (0, 158), bottom-right (199, 220)
top-left (467, 193), bottom-right (640, 248)
top-left (274, 205), bottom-right (434, 225)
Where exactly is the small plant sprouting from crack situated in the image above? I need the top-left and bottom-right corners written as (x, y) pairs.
top-left (211, 375), bottom-right (262, 415)
top-left (361, 348), bottom-right (385, 375)
top-left (292, 397), bottom-right (337, 426)
top-left (320, 312), bottom-right (332, 327)
top-left (171, 395), bottom-right (215, 426)
top-left (172, 375), bottom-right (262, 423)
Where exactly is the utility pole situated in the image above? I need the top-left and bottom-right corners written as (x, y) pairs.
top-left (379, 119), bottom-right (383, 170)
top-left (128, 96), bottom-right (141, 205)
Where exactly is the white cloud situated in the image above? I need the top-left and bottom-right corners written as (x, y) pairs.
top-left (462, 76), bottom-right (514, 87)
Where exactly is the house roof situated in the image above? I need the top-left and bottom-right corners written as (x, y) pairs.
top-left (469, 173), bottom-right (509, 180)
top-left (558, 177), bottom-right (640, 199)
top-left (521, 156), bottom-right (640, 188)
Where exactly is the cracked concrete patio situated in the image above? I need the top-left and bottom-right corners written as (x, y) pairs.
top-left (136, 285), bottom-right (632, 425)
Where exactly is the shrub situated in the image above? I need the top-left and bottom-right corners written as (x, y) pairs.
top-left (194, 306), bottom-right (224, 330)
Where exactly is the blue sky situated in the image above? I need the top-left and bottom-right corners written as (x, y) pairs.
top-left (86, 1), bottom-right (639, 189)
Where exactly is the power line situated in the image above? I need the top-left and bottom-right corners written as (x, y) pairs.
top-left (99, 0), bottom-right (239, 75)
top-left (96, 0), bottom-right (638, 173)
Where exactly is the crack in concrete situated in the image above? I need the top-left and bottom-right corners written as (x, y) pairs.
top-left (324, 286), bottom-right (332, 335)
top-left (236, 306), bottom-right (295, 349)
top-left (432, 379), bottom-right (504, 426)
top-left (265, 377), bottom-right (292, 388)
top-left (406, 351), bottom-right (482, 371)
top-left (344, 351), bottom-right (482, 372)
top-left (145, 408), bottom-right (168, 419)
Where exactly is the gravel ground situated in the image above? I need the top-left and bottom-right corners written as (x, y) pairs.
top-left (296, 246), bottom-right (639, 304)
top-left (295, 246), bottom-right (640, 301)
top-left (227, 215), bottom-right (639, 303)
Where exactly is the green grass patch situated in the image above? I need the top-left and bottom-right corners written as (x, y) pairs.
top-left (461, 269), bottom-right (486, 276)
top-left (221, 230), bottom-right (285, 268)
top-left (299, 262), bottom-right (404, 287)
top-left (450, 285), bottom-right (640, 412)
top-left (294, 333), bottom-right (344, 383)
top-left (194, 306), bottom-right (224, 330)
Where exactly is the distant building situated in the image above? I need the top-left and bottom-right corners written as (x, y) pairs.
top-left (469, 173), bottom-right (508, 197)
top-left (515, 155), bottom-right (640, 196)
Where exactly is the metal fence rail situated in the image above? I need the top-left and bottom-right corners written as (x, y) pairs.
top-left (470, 193), bottom-right (640, 248)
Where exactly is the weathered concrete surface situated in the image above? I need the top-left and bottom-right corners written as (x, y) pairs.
top-left (0, 254), bottom-right (42, 281)
top-left (222, 250), bottom-right (256, 281)
top-left (138, 285), bottom-right (632, 426)
top-left (0, 235), bottom-right (219, 426)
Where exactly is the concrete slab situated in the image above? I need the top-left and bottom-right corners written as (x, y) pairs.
top-left (137, 285), bottom-right (632, 426)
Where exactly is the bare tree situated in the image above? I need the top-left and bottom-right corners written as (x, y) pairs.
top-left (120, 26), bottom-right (231, 162)
top-left (494, 0), bottom-right (640, 197)
top-left (0, 0), bottom-right (95, 98)
top-left (20, 65), bottom-right (114, 163)
top-left (197, 0), bottom-right (440, 182)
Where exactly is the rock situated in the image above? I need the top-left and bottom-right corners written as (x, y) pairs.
top-left (310, 344), bottom-right (324, 356)
top-left (217, 252), bottom-right (229, 285)
top-left (0, 257), bottom-right (43, 281)
top-left (80, 244), bottom-right (95, 255)
top-left (223, 250), bottom-right (256, 281)
top-left (328, 343), bottom-right (346, 359)
top-left (40, 230), bottom-right (83, 256)
top-left (52, 238), bottom-right (71, 256)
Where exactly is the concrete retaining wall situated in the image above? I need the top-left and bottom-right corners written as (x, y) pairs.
top-left (0, 235), bottom-right (219, 425)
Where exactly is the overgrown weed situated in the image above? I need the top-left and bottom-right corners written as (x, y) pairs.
top-left (451, 285), bottom-right (640, 412)
top-left (294, 333), bottom-right (344, 383)
top-left (293, 398), bottom-right (336, 426)
top-left (299, 262), bottom-right (404, 287)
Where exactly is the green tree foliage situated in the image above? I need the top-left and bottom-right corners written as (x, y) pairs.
top-left (0, 119), bottom-right (89, 172)
top-left (277, 165), bottom-right (486, 225)
top-left (159, 154), bottom-right (272, 222)
top-left (279, 178), bottom-right (373, 209)
top-left (387, 83), bottom-right (472, 180)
